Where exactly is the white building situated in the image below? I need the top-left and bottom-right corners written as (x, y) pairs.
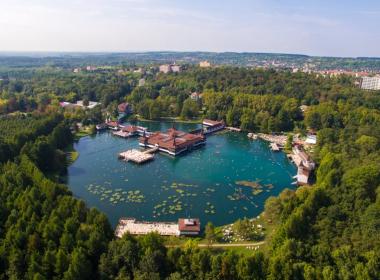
top-left (171, 65), bottom-right (181, 73)
top-left (159, 64), bottom-right (181, 74)
top-left (159, 64), bottom-right (171, 74)
top-left (305, 135), bottom-right (317, 145)
top-left (199, 61), bottom-right (211, 68)
top-left (76, 100), bottom-right (100, 109)
top-left (361, 76), bottom-right (380, 91)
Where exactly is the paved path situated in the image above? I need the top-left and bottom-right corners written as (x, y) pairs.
top-left (166, 241), bottom-right (265, 248)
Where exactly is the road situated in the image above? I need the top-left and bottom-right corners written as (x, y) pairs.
top-left (166, 241), bottom-right (265, 248)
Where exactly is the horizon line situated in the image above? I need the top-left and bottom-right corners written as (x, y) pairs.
top-left (0, 50), bottom-right (379, 60)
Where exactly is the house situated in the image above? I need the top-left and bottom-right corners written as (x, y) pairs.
top-left (296, 165), bottom-right (310, 185)
top-left (178, 218), bottom-right (201, 236)
top-left (118, 102), bottom-right (130, 114)
top-left (190, 92), bottom-right (201, 101)
top-left (292, 145), bottom-right (315, 170)
top-left (138, 78), bottom-right (146, 87)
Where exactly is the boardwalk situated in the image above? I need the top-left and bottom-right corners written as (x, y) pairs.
top-left (119, 149), bottom-right (154, 164)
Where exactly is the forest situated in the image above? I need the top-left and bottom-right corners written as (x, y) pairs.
top-left (0, 66), bottom-right (380, 279)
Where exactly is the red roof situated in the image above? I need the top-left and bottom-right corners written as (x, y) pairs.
top-left (178, 218), bottom-right (200, 232)
top-left (106, 121), bottom-right (119, 127)
top-left (118, 102), bottom-right (129, 113)
top-left (140, 128), bottom-right (204, 151)
top-left (122, 125), bottom-right (138, 133)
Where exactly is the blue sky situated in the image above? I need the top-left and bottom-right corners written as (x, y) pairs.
top-left (0, 0), bottom-right (379, 57)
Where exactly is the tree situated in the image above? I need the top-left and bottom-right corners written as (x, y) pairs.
top-left (205, 222), bottom-right (217, 246)
top-left (180, 99), bottom-right (199, 119)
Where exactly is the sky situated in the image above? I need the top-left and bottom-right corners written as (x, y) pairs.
top-left (0, 0), bottom-right (379, 57)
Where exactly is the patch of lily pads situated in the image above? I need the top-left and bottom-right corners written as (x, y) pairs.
top-left (204, 202), bottom-right (216, 215)
top-left (154, 182), bottom-right (199, 217)
top-left (235, 180), bottom-right (274, 196)
top-left (86, 184), bottom-right (145, 205)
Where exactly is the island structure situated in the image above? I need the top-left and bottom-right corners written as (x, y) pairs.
top-left (139, 127), bottom-right (206, 156)
top-left (115, 218), bottom-right (201, 237)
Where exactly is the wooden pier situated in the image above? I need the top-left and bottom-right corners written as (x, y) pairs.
top-left (118, 147), bottom-right (159, 164)
top-left (270, 142), bottom-right (280, 152)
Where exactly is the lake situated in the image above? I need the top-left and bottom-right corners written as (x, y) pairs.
top-left (67, 121), bottom-right (297, 227)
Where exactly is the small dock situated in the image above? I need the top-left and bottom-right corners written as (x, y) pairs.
top-left (113, 130), bottom-right (131, 138)
top-left (270, 142), bottom-right (280, 152)
top-left (247, 133), bottom-right (258, 140)
top-left (226, 127), bottom-right (241, 132)
top-left (119, 149), bottom-right (154, 164)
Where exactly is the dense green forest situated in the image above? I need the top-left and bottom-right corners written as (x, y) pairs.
top-left (0, 67), bottom-right (380, 279)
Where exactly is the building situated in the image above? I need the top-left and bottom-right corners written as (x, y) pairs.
top-left (159, 64), bottom-right (172, 74)
top-left (299, 105), bottom-right (309, 113)
top-left (118, 102), bottom-right (131, 114)
top-left (106, 121), bottom-right (119, 130)
top-left (60, 100), bottom-right (100, 110)
top-left (171, 65), bottom-right (181, 73)
top-left (291, 145), bottom-right (315, 185)
top-left (190, 92), bottom-right (201, 101)
top-left (159, 64), bottom-right (181, 74)
top-left (361, 76), bottom-right (380, 91)
top-left (115, 218), bottom-right (201, 237)
top-left (305, 134), bottom-right (317, 145)
top-left (296, 165), bottom-right (311, 185)
top-left (76, 100), bottom-right (100, 109)
top-left (178, 218), bottom-right (201, 236)
top-left (113, 125), bottom-right (140, 138)
top-left (199, 61), bottom-right (211, 68)
top-left (86, 65), bottom-right (97, 71)
top-left (138, 78), bottom-right (146, 87)
top-left (202, 119), bottom-right (226, 134)
top-left (139, 128), bottom-right (205, 156)
top-left (292, 145), bottom-right (315, 170)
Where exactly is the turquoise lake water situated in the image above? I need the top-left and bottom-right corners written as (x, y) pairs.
top-left (67, 121), bottom-right (297, 227)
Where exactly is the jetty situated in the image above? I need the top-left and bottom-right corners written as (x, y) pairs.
top-left (226, 127), bottom-right (242, 132)
top-left (247, 133), bottom-right (258, 140)
top-left (257, 133), bottom-right (287, 146)
top-left (118, 147), bottom-right (158, 164)
top-left (270, 142), bottom-right (280, 152)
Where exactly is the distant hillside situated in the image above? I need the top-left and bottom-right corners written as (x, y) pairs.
top-left (0, 51), bottom-right (380, 71)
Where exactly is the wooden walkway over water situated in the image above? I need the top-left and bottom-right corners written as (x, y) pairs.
top-left (118, 147), bottom-right (158, 164)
